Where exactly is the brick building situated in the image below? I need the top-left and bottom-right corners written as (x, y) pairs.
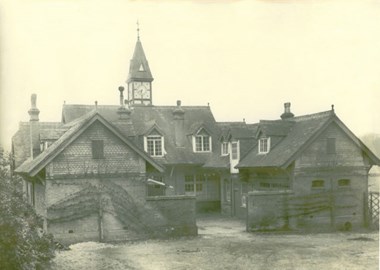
top-left (12, 34), bottom-right (380, 242)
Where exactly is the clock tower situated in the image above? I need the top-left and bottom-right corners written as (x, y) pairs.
top-left (126, 25), bottom-right (154, 106)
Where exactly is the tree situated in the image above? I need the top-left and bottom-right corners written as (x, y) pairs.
top-left (0, 147), bottom-right (55, 270)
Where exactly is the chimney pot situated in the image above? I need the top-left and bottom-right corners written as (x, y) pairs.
top-left (28, 93), bottom-right (40, 121)
top-left (281, 102), bottom-right (294, 120)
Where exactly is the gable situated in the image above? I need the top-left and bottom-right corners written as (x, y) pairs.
top-left (297, 122), bottom-right (372, 168)
top-left (51, 121), bottom-right (144, 177)
top-left (15, 113), bottom-right (164, 176)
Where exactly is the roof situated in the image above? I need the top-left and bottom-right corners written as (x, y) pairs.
top-left (12, 122), bottom-right (67, 168)
top-left (61, 103), bottom-right (226, 167)
top-left (237, 110), bottom-right (380, 169)
top-left (217, 122), bottom-right (257, 141)
top-left (15, 111), bottom-right (164, 176)
top-left (127, 39), bottom-right (153, 82)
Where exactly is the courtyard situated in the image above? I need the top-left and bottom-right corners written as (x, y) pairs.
top-left (51, 215), bottom-right (379, 270)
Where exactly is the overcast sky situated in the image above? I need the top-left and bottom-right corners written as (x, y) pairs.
top-left (1, 0), bottom-right (379, 150)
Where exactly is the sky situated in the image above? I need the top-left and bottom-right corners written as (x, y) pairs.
top-left (1, 0), bottom-right (380, 151)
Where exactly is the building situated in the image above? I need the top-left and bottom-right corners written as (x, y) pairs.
top-left (237, 103), bottom-right (380, 231)
top-left (12, 32), bottom-right (380, 242)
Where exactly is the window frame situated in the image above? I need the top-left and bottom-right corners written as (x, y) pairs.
top-left (221, 142), bottom-right (229, 156)
top-left (258, 137), bottom-right (270, 154)
top-left (193, 129), bottom-right (212, 153)
top-left (231, 141), bottom-right (239, 160)
top-left (144, 131), bottom-right (165, 157)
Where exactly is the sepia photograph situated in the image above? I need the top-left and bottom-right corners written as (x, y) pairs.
top-left (0, 0), bottom-right (379, 269)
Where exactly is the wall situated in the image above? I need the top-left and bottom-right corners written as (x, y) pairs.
top-left (46, 121), bottom-right (145, 179)
top-left (247, 190), bottom-right (293, 231)
top-left (145, 195), bottom-right (197, 238)
top-left (292, 122), bottom-right (370, 230)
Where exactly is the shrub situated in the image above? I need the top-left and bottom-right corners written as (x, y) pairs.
top-left (0, 148), bottom-right (55, 269)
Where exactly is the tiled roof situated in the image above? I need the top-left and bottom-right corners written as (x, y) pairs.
top-left (12, 122), bottom-right (66, 168)
top-left (15, 111), bottom-right (165, 176)
top-left (237, 111), bottom-right (335, 168)
top-left (62, 104), bottom-right (224, 167)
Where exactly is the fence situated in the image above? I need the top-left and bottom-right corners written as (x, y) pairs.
top-left (368, 192), bottom-right (379, 229)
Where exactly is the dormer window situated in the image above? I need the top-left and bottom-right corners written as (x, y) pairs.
top-left (258, 137), bottom-right (270, 154)
top-left (221, 142), bottom-right (229, 156)
top-left (193, 128), bottom-right (212, 152)
top-left (144, 130), bottom-right (164, 157)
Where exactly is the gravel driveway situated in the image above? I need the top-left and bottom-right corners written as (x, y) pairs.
top-left (52, 215), bottom-right (379, 270)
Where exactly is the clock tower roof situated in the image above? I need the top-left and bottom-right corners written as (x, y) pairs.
top-left (127, 39), bottom-right (154, 83)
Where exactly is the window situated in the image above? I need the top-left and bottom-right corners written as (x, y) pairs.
top-left (92, 140), bottom-right (104, 159)
top-left (258, 137), bottom-right (270, 154)
top-left (231, 141), bottom-right (239, 160)
top-left (221, 142), bottom-right (229, 156)
top-left (144, 130), bottom-right (164, 157)
top-left (193, 129), bottom-right (212, 152)
top-left (327, 138), bottom-right (336, 154)
top-left (338, 179), bottom-right (350, 187)
top-left (185, 174), bottom-right (205, 194)
top-left (185, 175), bottom-right (194, 193)
top-left (312, 180), bottom-right (325, 188)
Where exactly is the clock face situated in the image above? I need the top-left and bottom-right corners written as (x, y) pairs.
top-left (134, 84), bottom-right (151, 99)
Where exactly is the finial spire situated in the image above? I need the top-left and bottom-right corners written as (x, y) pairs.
top-left (137, 20), bottom-right (140, 41)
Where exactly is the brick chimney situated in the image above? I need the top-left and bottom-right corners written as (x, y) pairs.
top-left (28, 94), bottom-right (40, 158)
top-left (173, 100), bottom-right (185, 147)
top-left (117, 86), bottom-right (131, 120)
top-left (281, 102), bottom-right (294, 120)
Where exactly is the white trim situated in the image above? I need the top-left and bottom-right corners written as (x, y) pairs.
top-left (221, 142), bottom-right (229, 156)
top-left (258, 137), bottom-right (271, 154)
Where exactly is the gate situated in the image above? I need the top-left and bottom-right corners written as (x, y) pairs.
top-left (368, 192), bottom-right (379, 229)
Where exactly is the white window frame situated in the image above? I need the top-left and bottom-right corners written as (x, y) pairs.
top-left (221, 142), bottom-right (229, 156)
top-left (258, 137), bottom-right (270, 154)
top-left (192, 129), bottom-right (212, 153)
top-left (144, 134), bottom-right (165, 157)
top-left (231, 141), bottom-right (239, 160)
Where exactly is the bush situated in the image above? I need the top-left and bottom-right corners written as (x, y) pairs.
top-left (0, 148), bottom-right (55, 269)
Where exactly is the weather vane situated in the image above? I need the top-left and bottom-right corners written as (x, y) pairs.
top-left (137, 20), bottom-right (140, 40)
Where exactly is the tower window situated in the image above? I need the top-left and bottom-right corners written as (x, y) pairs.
top-left (92, 140), bottom-right (104, 159)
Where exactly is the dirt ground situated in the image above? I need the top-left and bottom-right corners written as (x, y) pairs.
top-left (51, 215), bottom-right (379, 270)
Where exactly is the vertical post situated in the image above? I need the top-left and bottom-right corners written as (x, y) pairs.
top-left (363, 191), bottom-right (369, 228)
top-left (98, 192), bottom-right (104, 242)
top-left (329, 178), bottom-right (335, 229)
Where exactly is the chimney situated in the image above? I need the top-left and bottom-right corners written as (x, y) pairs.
top-left (28, 94), bottom-right (40, 158)
top-left (117, 86), bottom-right (131, 120)
top-left (173, 100), bottom-right (185, 147)
top-left (280, 102), bottom-right (294, 120)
